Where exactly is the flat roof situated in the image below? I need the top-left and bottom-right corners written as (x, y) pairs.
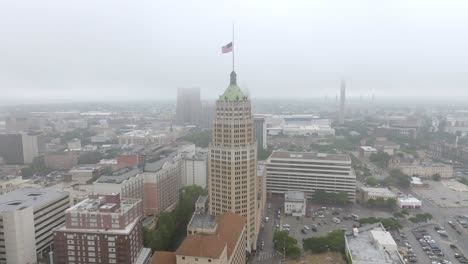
top-left (346, 223), bottom-right (402, 264)
top-left (359, 187), bottom-right (396, 196)
top-left (144, 151), bottom-right (179, 172)
top-left (96, 168), bottom-right (141, 184)
top-left (0, 187), bottom-right (69, 212)
top-left (285, 191), bottom-right (305, 201)
top-left (360, 146), bottom-right (378, 151)
top-left (195, 195), bottom-right (208, 206)
top-left (188, 212), bottom-right (217, 230)
top-left (270, 151), bottom-right (350, 162)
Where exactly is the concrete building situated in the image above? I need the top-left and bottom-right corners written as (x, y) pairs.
top-left (44, 151), bottom-right (78, 171)
top-left (254, 116), bottom-right (267, 150)
top-left (53, 193), bottom-right (151, 264)
top-left (118, 130), bottom-right (173, 146)
top-left (339, 80), bottom-right (346, 124)
top-left (67, 138), bottom-right (81, 151)
top-left (176, 87), bottom-right (202, 126)
top-left (151, 212), bottom-right (246, 264)
top-left (345, 223), bottom-right (404, 264)
top-left (93, 168), bottom-right (144, 200)
top-left (266, 151), bottom-right (356, 201)
top-left (0, 188), bottom-right (70, 264)
top-left (257, 164), bottom-right (267, 222)
top-left (373, 137), bottom-right (400, 155)
top-left (0, 132), bottom-right (40, 164)
top-left (143, 152), bottom-right (182, 215)
top-left (182, 150), bottom-right (208, 189)
top-left (284, 191), bottom-right (306, 216)
top-left (0, 175), bottom-right (30, 195)
top-left (399, 162), bottom-right (453, 178)
top-left (359, 146), bottom-right (378, 159)
top-left (200, 102), bottom-right (215, 129)
top-left (208, 71), bottom-right (259, 250)
top-left (397, 195), bottom-right (422, 209)
top-left (69, 166), bottom-right (100, 182)
top-left (357, 186), bottom-right (397, 203)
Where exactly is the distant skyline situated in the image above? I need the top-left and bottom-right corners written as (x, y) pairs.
top-left (1, 0), bottom-right (468, 103)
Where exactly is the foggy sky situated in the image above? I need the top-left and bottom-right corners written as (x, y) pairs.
top-left (1, 0), bottom-right (468, 103)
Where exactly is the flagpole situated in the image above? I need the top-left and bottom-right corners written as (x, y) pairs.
top-left (232, 24), bottom-right (235, 72)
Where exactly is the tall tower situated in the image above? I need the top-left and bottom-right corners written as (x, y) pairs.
top-left (208, 71), bottom-right (258, 250)
top-left (176, 87), bottom-right (202, 126)
top-left (339, 80), bottom-right (346, 124)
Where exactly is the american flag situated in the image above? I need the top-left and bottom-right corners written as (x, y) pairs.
top-left (221, 42), bottom-right (233, 53)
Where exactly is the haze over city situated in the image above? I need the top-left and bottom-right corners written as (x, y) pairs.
top-left (1, 0), bottom-right (468, 103)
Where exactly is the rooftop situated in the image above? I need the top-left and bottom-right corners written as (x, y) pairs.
top-left (360, 146), bottom-right (378, 152)
top-left (346, 223), bottom-right (403, 264)
top-left (270, 151), bottom-right (351, 162)
top-left (150, 251), bottom-right (176, 264)
top-left (359, 187), bottom-right (396, 197)
top-left (195, 195), bottom-right (208, 207)
top-left (95, 168), bottom-right (141, 184)
top-left (144, 151), bottom-right (179, 172)
top-left (66, 194), bottom-right (137, 215)
top-left (188, 211), bottom-right (217, 231)
top-left (285, 191), bottom-right (305, 201)
top-left (0, 187), bottom-right (68, 212)
top-left (219, 71), bottom-right (247, 102)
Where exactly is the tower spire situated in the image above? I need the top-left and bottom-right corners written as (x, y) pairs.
top-left (232, 24), bottom-right (235, 72)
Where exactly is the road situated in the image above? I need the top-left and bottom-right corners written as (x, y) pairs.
top-left (250, 202), bottom-right (282, 264)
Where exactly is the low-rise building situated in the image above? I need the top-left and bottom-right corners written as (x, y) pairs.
top-left (345, 223), bottom-right (404, 264)
top-left (373, 137), bottom-right (400, 155)
top-left (44, 151), bottom-right (78, 171)
top-left (397, 195), bottom-right (422, 209)
top-left (359, 146), bottom-right (378, 159)
top-left (357, 186), bottom-right (397, 203)
top-left (0, 188), bottom-right (70, 264)
top-left (284, 191), bottom-right (306, 216)
top-left (151, 211), bottom-right (246, 264)
top-left (0, 175), bottom-right (30, 195)
top-left (399, 162), bottom-right (453, 178)
top-left (53, 193), bottom-right (151, 264)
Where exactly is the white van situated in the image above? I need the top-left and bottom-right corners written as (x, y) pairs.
top-left (265, 217), bottom-right (269, 222)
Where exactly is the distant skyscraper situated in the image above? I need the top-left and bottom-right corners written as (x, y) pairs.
top-left (208, 71), bottom-right (258, 250)
top-left (176, 87), bottom-right (202, 126)
top-left (254, 116), bottom-right (267, 150)
top-left (0, 132), bottom-right (40, 164)
top-left (339, 80), bottom-right (346, 124)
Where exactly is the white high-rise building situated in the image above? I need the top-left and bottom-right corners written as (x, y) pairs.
top-left (266, 151), bottom-right (356, 201)
top-left (182, 150), bottom-right (207, 189)
top-left (0, 188), bottom-right (70, 264)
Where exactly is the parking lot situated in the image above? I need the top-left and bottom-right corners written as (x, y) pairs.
top-left (413, 181), bottom-right (468, 208)
top-left (275, 201), bottom-right (394, 247)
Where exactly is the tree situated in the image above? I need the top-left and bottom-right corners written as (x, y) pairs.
top-left (386, 198), bottom-right (397, 210)
top-left (369, 151), bottom-right (391, 168)
top-left (366, 177), bottom-right (378, 187)
top-left (359, 217), bottom-right (402, 230)
top-left (303, 230), bottom-right (345, 253)
top-left (432, 173), bottom-right (441, 181)
top-left (312, 190), bottom-right (349, 205)
top-left (78, 151), bottom-right (104, 164)
top-left (389, 169), bottom-right (411, 187)
top-left (179, 130), bottom-right (212, 148)
top-left (367, 198), bottom-right (376, 208)
top-left (258, 147), bottom-right (273, 161)
top-left (21, 167), bottom-right (34, 178)
top-left (273, 231), bottom-right (301, 257)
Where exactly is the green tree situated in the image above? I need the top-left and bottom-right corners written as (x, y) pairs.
top-left (432, 173), bottom-right (441, 181)
top-left (312, 190), bottom-right (349, 205)
top-left (386, 198), bottom-right (397, 210)
top-left (359, 217), bottom-right (402, 230)
top-left (78, 151), bottom-right (104, 164)
top-left (273, 231), bottom-right (301, 257)
top-left (369, 151), bottom-right (390, 168)
top-left (258, 147), bottom-right (273, 161)
top-left (303, 230), bottom-right (345, 253)
top-left (179, 130), bottom-right (212, 148)
top-left (21, 167), bottom-right (34, 178)
top-left (366, 177), bottom-right (378, 187)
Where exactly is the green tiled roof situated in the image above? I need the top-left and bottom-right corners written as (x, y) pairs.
top-left (221, 84), bottom-right (245, 101)
top-left (219, 71), bottom-right (248, 101)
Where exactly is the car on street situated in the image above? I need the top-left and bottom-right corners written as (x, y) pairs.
top-left (304, 225), bottom-right (310, 230)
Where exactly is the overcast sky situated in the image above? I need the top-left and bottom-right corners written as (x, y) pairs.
top-left (1, 0), bottom-right (468, 103)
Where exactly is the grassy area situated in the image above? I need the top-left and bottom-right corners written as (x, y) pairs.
top-left (284, 251), bottom-right (345, 264)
